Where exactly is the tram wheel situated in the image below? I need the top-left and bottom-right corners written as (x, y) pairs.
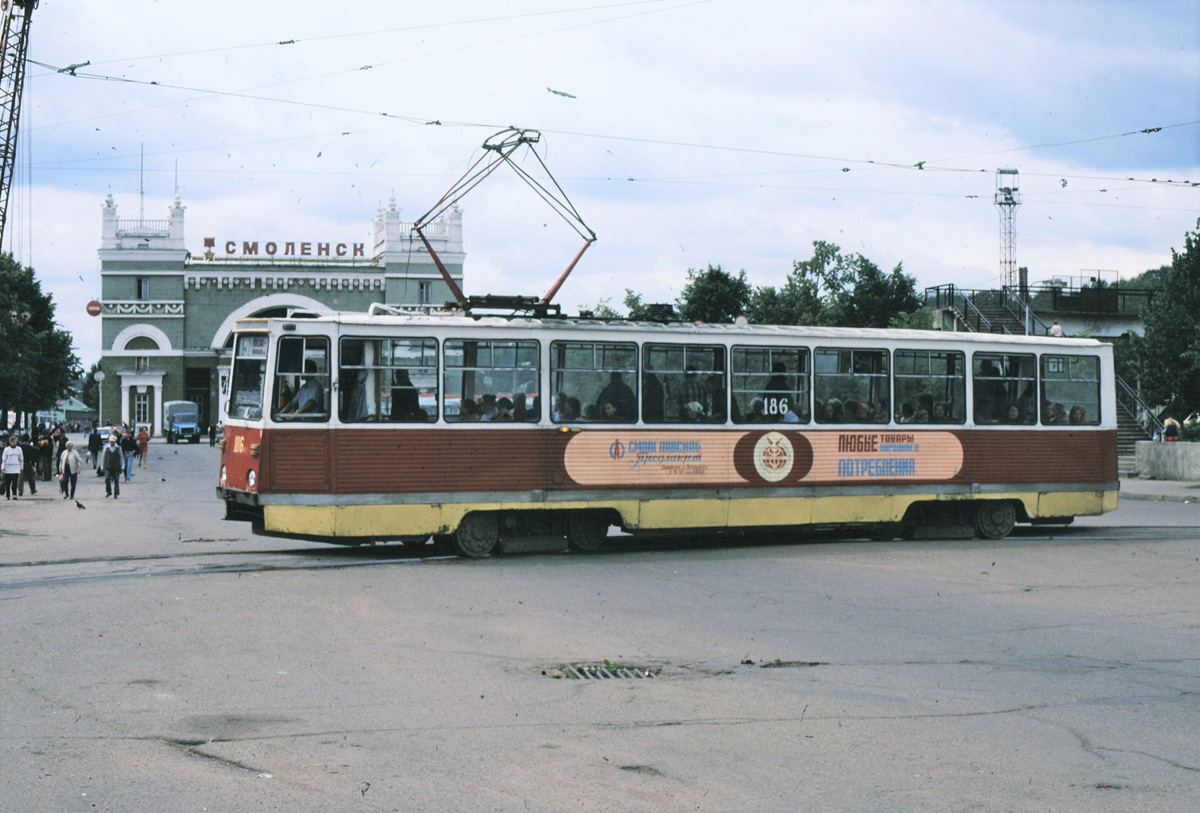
top-left (975, 501), bottom-right (1017, 539)
top-left (568, 511), bottom-right (609, 552)
top-left (454, 513), bottom-right (499, 558)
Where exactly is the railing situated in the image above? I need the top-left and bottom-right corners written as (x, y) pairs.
top-left (117, 218), bottom-right (170, 234)
top-left (1041, 286), bottom-right (1155, 316)
top-left (925, 285), bottom-right (1002, 334)
top-left (1116, 376), bottom-right (1164, 437)
top-left (1001, 287), bottom-right (1052, 336)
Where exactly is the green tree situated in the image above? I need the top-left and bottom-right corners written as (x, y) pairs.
top-left (746, 272), bottom-right (821, 327)
top-left (80, 362), bottom-right (101, 409)
top-left (623, 289), bottom-right (678, 321)
top-left (0, 255), bottom-right (81, 431)
top-left (1132, 219), bottom-right (1200, 412)
top-left (779, 240), bottom-right (923, 328)
top-left (888, 305), bottom-right (935, 331)
top-left (675, 265), bottom-right (752, 324)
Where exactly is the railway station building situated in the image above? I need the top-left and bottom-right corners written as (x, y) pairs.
top-left (96, 192), bottom-right (465, 435)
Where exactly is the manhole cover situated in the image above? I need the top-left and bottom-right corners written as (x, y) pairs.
top-left (544, 663), bottom-right (659, 680)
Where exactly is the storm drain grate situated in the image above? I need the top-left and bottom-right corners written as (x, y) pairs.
top-left (545, 663), bottom-right (658, 680)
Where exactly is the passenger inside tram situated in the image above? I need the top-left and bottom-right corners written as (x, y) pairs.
top-left (279, 360), bottom-right (324, 416)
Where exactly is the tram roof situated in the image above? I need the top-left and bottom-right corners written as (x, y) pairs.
top-left (237, 309), bottom-right (1105, 348)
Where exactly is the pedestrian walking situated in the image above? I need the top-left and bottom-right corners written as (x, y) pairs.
top-left (136, 426), bottom-right (150, 468)
top-left (18, 434), bottom-right (37, 495)
top-left (120, 431), bottom-right (137, 482)
top-left (59, 441), bottom-right (83, 500)
top-left (102, 434), bottom-right (123, 498)
top-left (87, 426), bottom-right (102, 470)
top-left (2, 435), bottom-right (22, 499)
top-left (38, 436), bottom-right (53, 482)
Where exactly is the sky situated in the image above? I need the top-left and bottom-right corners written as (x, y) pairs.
top-left (11, 0), bottom-right (1200, 366)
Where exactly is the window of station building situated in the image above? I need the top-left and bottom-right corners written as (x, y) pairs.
top-left (550, 341), bottom-right (637, 423)
top-left (642, 344), bottom-right (727, 423)
top-left (272, 336), bottom-right (330, 421)
top-left (814, 348), bottom-right (889, 424)
top-left (338, 337), bottom-right (437, 423)
top-left (972, 353), bottom-right (1037, 425)
top-left (418, 281), bottom-right (432, 305)
top-left (443, 339), bottom-right (540, 423)
top-left (893, 350), bottom-right (965, 424)
top-left (731, 346), bottom-right (810, 424)
top-left (1040, 355), bottom-right (1100, 426)
top-left (136, 278), bottom-right (150, 300)
top-left (134, 392), bottom-right (149, 424)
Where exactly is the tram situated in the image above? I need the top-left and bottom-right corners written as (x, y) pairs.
top-left (216, 305), bottom-right (1118, 556)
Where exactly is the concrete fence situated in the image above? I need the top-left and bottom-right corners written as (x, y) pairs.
top-left (1135, 441), bottom-right (1200, 481)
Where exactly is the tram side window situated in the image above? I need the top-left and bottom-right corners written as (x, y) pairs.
top-left (893, 350), bottom-right (965, 424)
top-left (444, 339), bottom-right (540, 423)
top-left (643, 344), bottom-right (727, 423)
top-left (339, 337), bottom-right (437, 423)
top-left (550, 341), bottom-right (637, 422)
top-left (731, 346), bottom-right (810, 424)
top-left (273, 336), bottom-right (330, 421)
top-left (229, 334), bottom-right (268, 420)
top-left (1040, 355), bottom-right (1100, 426)
top-left (973, 353), bottom-right (1036, 424)
top-left (814, 348), bottom-right (889, 423)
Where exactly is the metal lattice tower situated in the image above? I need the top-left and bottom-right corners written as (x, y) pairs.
top-left (994, 168), bottom-right (1021, 290)
top-left (0, 0), bottom-right (36, 255)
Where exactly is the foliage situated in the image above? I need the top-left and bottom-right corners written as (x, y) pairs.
top-left (888, 305), bottom-right (935, 331)
top-left (80, 362), bottom-right (102, 409)
top-left (759, 241), bottom-right (923, 328)
top-left (675, 265), bottom-right (752, 324)
top-left (623, 289), bottom-right (678, 321)
top-left (1131, 218), bottom-right (1200, 412)
top-left (616, 240), bottom-right (925, 330)
top-left (1120, 264), bottom-right (1170, 291)
top-left (0, 255), bottom-right (81, 429)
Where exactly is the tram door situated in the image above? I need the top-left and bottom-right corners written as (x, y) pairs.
top-left (267, 335), bottom-right (332, 493)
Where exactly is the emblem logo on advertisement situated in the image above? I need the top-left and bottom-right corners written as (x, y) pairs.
top-left (753, 431), bottom-right (794, 482)
top-left (609, 439), bottom-right (625, 460)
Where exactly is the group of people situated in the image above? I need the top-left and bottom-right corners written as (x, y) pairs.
top-left (460, 392), bottom-right (539, 422)
top-left (1, 421), bottom-right (151, 501)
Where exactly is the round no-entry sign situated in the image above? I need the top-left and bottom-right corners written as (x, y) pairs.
top-left (86, 300), bottom-right (102, 316)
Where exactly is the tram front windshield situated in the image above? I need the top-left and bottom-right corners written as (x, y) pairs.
top-left (229, 334), bottom-right (268, 421)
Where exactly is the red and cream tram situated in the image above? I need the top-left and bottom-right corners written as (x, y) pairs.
top-left (216, 306), bottom-right (1118, 556)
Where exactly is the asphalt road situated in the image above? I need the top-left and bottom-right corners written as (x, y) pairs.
top-left (2, 442), bottom-right (1199, 811)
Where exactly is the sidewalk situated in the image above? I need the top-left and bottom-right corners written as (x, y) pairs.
top-left (1120, 476), bottom-right (1200, 503)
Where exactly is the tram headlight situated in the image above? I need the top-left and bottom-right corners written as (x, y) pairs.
top-left (246, 469), bottom-right (257, 490)
top-left (219, 465), bottom-right (227, 487)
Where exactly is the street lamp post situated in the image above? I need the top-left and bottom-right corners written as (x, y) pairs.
top-left (93, 370), bottom-right (106, 427)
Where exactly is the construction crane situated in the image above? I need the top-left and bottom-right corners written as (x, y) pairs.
top-left (0, 0), bottom-right (35, 255)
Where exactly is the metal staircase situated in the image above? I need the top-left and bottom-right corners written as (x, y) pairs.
top-left (928, 284), bottom-right (1158, 469)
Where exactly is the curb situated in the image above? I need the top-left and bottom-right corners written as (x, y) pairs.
top-left (1119, 491), bottom-right (1198, 504)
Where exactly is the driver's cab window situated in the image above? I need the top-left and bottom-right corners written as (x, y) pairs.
top-left (273, 336), bottom-right (329, 420)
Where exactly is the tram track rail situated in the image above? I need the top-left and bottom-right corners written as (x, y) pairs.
top-left (0, 525), bottom-right (1195, 592)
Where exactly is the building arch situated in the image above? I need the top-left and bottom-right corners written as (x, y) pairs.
top-left (209, 294), bottom-right (334, 350)
top-left (112, 323), bottom-right (174, 354)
